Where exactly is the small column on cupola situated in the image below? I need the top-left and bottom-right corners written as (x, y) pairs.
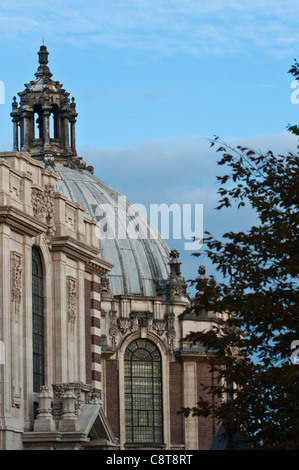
top-left (61, 95), bottom-right (71, 154)
top-left (42, 90), bottom-right (52, 152)
top-left (10, 96), bottom-right (20, 151)
top-left (70, 97), bottom-right (78, 155)
top-left (21, 105), bottom-right (31, 152)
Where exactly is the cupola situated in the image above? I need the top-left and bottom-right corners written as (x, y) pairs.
top-left (10, 45), bottom-right (87, 171)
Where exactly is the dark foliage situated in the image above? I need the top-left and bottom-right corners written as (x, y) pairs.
top-left (182, 63), bottom-right (299, 450)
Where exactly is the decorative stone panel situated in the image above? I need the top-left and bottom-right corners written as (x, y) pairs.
top-left (11, 251), bottom-right (22, 320)
top-left (66, 276), bottom-right (77, 332)
top-left (31, 184), bottom-right (55, 242)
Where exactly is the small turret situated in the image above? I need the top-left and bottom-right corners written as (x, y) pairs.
top-left (10, 45), bottom-right (86, 171)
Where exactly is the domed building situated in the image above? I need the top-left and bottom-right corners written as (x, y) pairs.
top-left (0, 46), bottom-right (220, 450)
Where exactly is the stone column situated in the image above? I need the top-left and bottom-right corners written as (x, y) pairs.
top-left (43, 106), bottom-right (51, 150)
top-left (10, 97), bottom-right (19, 151)
top-left (21, 112), bottom-right (31, 151)
top-left (13, 120), bottom-right (19, 151)
top-left (63, 115), bottom-right (70, 151)
top-left (70, 97), bottom-right (77, 154)
top-left (70, 119), bottom-right (76, 153)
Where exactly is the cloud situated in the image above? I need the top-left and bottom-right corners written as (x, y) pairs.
top-left (78, 130), bottom-right (298, 285)
top-left (1, 1), bottom-right (299, 58)
top-left (80, 131), bottom-right (298, 197)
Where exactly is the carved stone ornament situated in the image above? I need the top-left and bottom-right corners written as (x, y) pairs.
top-left (110, 310), bottom-right (176, 352)
top-left (131, 315), bottom-right (139, 332)
top-left (166, 312), bottom-right (176, 352)
top-left (12, 378), bottom-right (22, 408)
top-left (100, 276), bottom-right (110, 293)
top-left (117, 317), bottom-right (132, 335)
top-left (100, 275), bottom-right (112, 299)
top-left (11, 252), bottom-right (22, 320)
top-left (109, 310), bottom-right (118, 347)
top-left (166, 276), bottom-right (183, 301)
top-left (152, 319), bottom-right (167, 336)
top-left (67, 277), bottom-right (77, 331)
top-left (52, 382), bottom-right (94, 420)
top-left (31, 184), bottom-right (55, 242)
top-left (64, 155), bottom-right (88, 172)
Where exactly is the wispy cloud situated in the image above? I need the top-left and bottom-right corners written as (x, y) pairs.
top-left (1, 1), bottom-right (299, 58)
top-left (79, 131), bottom-right (299, 207)
top-left (78, 130), bottom-right (299, 283)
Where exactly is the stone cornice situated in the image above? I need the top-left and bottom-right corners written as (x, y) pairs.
top-left (179, 311), bottom-right (220, 323)
top-left (22, 431), bottom-right (90, 446)
top-left (113, 293), bottom-right (189, 306)
top-left (0, 151), bottom-right (45, 168)
top-left (174, 348), bottom-right (213, 362)
top-left (85, 258), bottom-right (113, 276)
top-left (50, 235), bottom-right (100, 263)
top-left (0, 205), bottom-right (47, 236)
top-left (100, 346), bottom-right (116, 359)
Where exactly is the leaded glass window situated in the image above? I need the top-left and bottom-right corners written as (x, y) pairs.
top-left (124, 339), bottom-right (163, 444)
top-left (32, 247), bottom-right (44, 393)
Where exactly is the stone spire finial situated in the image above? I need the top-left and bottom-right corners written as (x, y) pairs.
top-left (38, 45), bottom-right (49, 65)
top-left (35, 45), bottom-right (52, 79)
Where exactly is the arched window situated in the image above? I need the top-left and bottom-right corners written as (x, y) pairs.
top-left (51, 104), bottom-right (59, 139)
top-left (32, 247), bottom-right (45, 393)
top-left (33, 104), bottom-right (43, 139)
top-left (124, 339), bottom-right (163, 444)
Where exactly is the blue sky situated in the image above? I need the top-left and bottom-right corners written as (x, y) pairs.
top-left (1, 0), bottom-right (299, 290)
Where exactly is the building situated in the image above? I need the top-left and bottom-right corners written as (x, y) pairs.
top-left (0, 46), bottom-right (220, 450)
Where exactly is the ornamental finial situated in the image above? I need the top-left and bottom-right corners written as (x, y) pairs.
top-left (38, 45), bottom-right (49, 65)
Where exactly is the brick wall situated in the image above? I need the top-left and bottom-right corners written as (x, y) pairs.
top-left (105, 359), bottom-right (120, 438)
top-left (90, 280), bottom-right (101, 395)
top-left (85, 278), bottom-right (102, 396)
top-left (169, 361), bottom-right (184, 445)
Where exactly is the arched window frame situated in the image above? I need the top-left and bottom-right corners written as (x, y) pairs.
top-left (124, 338), bottom-right (164, 444)
top-left (32, 246), bottom-right (45, 393)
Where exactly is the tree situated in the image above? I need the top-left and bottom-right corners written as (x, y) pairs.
top-left (182, 63), bottom-right (299, 450)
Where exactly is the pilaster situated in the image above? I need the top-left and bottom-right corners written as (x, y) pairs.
top-left (52, 251), bottom-right (68, 383)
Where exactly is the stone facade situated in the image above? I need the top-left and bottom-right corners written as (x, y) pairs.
top-left (0, 151), bottom-right (113, 449)
top-left (0, 46), bottom-right (223, 450)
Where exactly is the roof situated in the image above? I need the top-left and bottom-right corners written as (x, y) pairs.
top-left (55, 165), bottom-right (171, 296)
